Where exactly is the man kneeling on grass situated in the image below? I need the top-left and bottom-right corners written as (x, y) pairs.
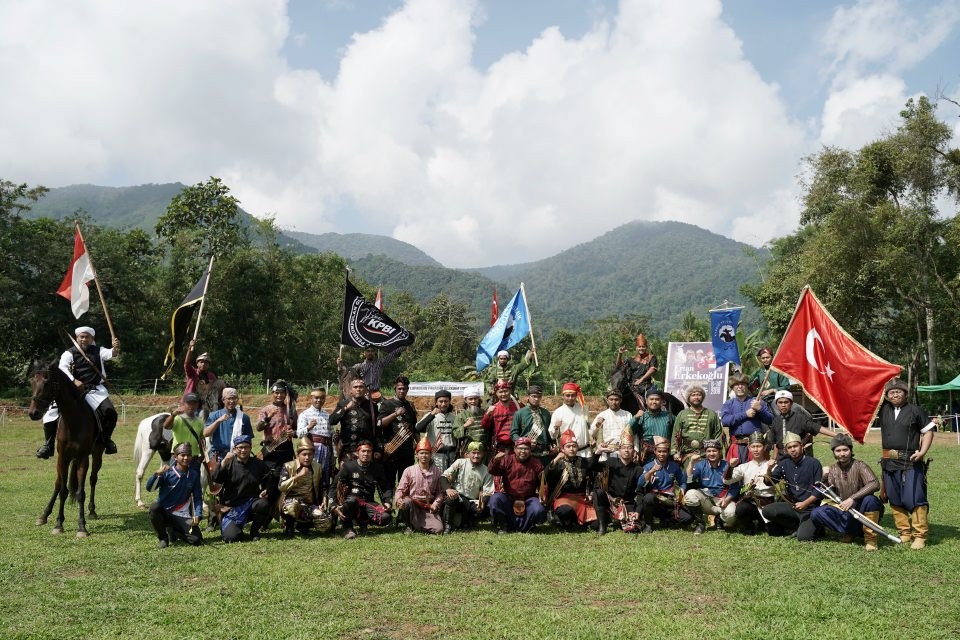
top-left (331, 440), bottom-right (394, 539)
top-left (761, 432), bottom-right (822, 536)
top-left (440, 441), bottom-right (494, 534)
top-left (638, 441), bottom-right (691, 533)
top-left (278, 436), bottom-right (333, 537)
top-left (147, 442), bottom-right (203, 549)
top-left (546, 429), bottom-right (598, 531)
top-left (395, 436), bottom-right (444, 535)
top-left (797, 433), bottom-right (884, 551)
top-left (487, 437), bottom-right (547, 534)
top-left (210, 434), bottom-right (271, 543)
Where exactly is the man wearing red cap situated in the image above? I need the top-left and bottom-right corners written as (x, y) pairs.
top-left (482, 380), bottom-right (519, 455)
top-left (395, 436), bottom-right (445, 534)
top-left (546, 429), bottom-right (597, 530)
top-left (487, 437), bottom-right (546, 533)
top-left (549, 382), bottom-right (591, 460)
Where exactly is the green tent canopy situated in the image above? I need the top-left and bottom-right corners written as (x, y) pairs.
top-left (917, 373), bottom-right (960, 393)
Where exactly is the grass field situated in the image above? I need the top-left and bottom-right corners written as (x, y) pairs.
top-left (2, 407), bottom-right (960, 640)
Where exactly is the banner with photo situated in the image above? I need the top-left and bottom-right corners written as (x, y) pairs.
top-left (663, 341), bottom-right (729, 412)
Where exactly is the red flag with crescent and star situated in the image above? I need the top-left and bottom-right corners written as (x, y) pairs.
top-left (770, 286), bottom-right (901, 443)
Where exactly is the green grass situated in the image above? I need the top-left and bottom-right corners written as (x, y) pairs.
top-left (2, 410), bottom-right (960, 640)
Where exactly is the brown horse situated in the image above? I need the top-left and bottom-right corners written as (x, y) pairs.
top-left (28, 359), bottom-right (105, 537)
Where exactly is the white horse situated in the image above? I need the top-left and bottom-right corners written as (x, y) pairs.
top-left (133, 412), bottom-right (171, 509)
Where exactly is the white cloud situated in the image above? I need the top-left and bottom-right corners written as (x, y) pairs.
top-left (817, 0), bottom-right (960, 151)
top-left (0, 0), bottom-right (810, 266)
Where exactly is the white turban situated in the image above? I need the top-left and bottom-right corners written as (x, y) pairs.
top-left (496, 350), bottom-right (510, 359)
top-left (75, 326), bottom-right (95, 337)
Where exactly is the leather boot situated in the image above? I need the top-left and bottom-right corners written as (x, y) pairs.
top-left (596, 506), bottom-right (609, 536)
top-left (891, 506), bottom-right (912, 543)
top-left (36, 420), bottom-right (58, 459)
top-left (911, 505), bottom-right (929, 549)
top-left (692, 511), bottom-right (706, 535)
top-left (441, 503), bottom-right (453, 535)
top-left (862, 511), bottom-right (880, 551)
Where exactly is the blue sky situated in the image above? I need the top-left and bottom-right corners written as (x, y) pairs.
top-left (2, 0), bottom-right (959, 266)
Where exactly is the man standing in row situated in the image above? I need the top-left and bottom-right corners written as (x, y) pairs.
top-left (767, 390), bottom-right (835, 459)
top-left (483, 381), bottom-right (519, 455)
top-left (878, 379), bottom-right (936, 549)
top-left (511, 385), bottom-right (553, 467)
top-left (721, 374), bottom-right (773, 464)
top-left (329, 378), bottom-right (378, 463)
top-left (416, 389), bottom-right (458, 473)
top-left (672, 385), bottom-right (722, 467)
top-left (591, 390), bottom-right (632, 463)
top-left (550, 382), bottom-right (591, 460)
top-left (630, 388), bottom-right (674, 462)
top-left (379, 376), bottom-right (417, 483)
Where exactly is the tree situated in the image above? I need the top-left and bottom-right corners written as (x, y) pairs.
top-left (744, 97), bottom-right (960, 385)
top-left (155, 177), bottom-right (247, 259)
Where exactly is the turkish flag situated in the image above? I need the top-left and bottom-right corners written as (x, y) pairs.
top-left (771, 286), bottom-right (901, 443)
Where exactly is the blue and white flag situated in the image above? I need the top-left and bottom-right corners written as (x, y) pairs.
top-left (476, 287), bottom-right (531, 372)
top-left (710, 308), bottom-right (741, 367)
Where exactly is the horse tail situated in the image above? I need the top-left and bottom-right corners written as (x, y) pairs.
top-left (68, 457), bottom-right (81, 503)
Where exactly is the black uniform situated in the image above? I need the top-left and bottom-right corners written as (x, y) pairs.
top-left (330, 459), bottom-right (395, 529)
top-left (211, 455), bottom-right (271, 542)
top-left (329, 398), bottom-right (379, 461)
top-left (379, 396), bottom-right (418, 484)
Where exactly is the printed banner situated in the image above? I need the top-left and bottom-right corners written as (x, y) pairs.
top-left (663, 341), bottom-right (728, 412)
top-left (407, 381), bottom-right (485, 397)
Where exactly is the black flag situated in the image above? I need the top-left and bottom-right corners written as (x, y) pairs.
top-left (341, 278), bottom-right (415, 349)
top-left (161, 268), bottom-right (210, 378)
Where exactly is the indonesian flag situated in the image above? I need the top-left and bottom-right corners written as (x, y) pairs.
top-left (374, 286), bottom-right (383, 311)
top-left (57, 227), bottom-right (96, 318)
top-left (490, 287), bottom-right (499, 327)
top-left (771, 286), bottom-right (901, 443)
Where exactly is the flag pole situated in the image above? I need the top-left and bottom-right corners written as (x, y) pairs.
top-left (520, 282), bottom-right (539, 367)
top-left (76, 222), bottom-right (117, 343)
top-left (190, 255), bottom-right (215, 342)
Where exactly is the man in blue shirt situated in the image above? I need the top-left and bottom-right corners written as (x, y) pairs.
top-left (146, 442), bottom-right (204, 549)
top-left (638, 441), bottom-right (691, 533)
top-left (683, 439), bottom-right (737, 534)
top-left (761, 432), bottom-right (822, 537)
top-left (721, 373), bottom-right (773, 464)
top-left (204, 387), bottom-right (253, 461)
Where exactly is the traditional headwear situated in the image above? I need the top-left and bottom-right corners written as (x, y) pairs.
top-left (645, 387), bottom-right (662, 399)
top-left (527, 385), bottom-right (543, 395)
top-left (494, 380), bottom-right (513, 391)
top-left (605, 388), bottom-right (622, 398)
top-left (885, 379), bottom-right (909, 395)
top-left (232, 434), bottom-right (253, 447)
top-left (774, 390), bottom-right (793, 402)
top-left (271, 380), bottom-right (289, 393)
top-left (296, 436), bottom-right (315, 453)
top-left (464, 388), bottom-right (482, 399)
top-left (173, 442), bottom-right (192, 456)
top-left (685, 385), bottom-right (706, 403)
top-left (728, 373), bottom-right (749, 389)
top-left (748, 431), bottom-right (766, 445)
top-left (434, 389), bottom-right (452, 400)
top-left (619, 428), bottom-right (634, 448)
top-left (635, 333), bottom-right (648, 347)
top-left (703, 439), bottom-right (722, 451)
top-left (182, 392), bottom-right (200, 405)
top-left (496, 350), bottom-right (510, 359)
top-left (356, 441), bottom-right (374, 452)
top-left (466, 441), bottom-right (485, 453)
top-left (559, 429), bottom-right (578, 448)
top-left (830, 433), bottom-right (854, 451)
top-left (784, 432), bottom-right (803, 445)
top-left (514, 437), bottom-right (533, 449)
top-left (414, 435), bottom-right (432, 454)
top-left (195, 352), bottom-right (211, 363)
top-left (756, 347), bottom-right (773, 358)
top-left (222, 387), bottom-right (238, 399)
top-left (654, 441), bottom-right (671, 451)
top-left (75, 326), bottom-right (95, 337)
top-left (562, 382), bottom-right (581, 394)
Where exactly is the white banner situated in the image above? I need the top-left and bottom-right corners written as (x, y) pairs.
top-left (408, 381), bottom-right (485, 397)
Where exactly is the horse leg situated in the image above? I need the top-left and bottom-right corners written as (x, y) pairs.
top-left (88, 448), bottom-right (103, 519)
top-left (51, 452), bottom-right (70, 534)
top-left (135, 449), bottom-right (154, 509)
top-left (36, 485), bottom-right (59, 526)
top-left (76, 455), bottom-right (89, 537)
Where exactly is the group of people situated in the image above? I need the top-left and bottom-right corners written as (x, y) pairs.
top-left (45, 327), bottom-right (937, 551)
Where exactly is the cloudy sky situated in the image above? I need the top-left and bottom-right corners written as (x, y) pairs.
top-left (2, 0), bottom-right (959, 267)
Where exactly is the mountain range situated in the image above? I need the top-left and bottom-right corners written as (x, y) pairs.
top-left (23, 183), bottom-right (766, 334)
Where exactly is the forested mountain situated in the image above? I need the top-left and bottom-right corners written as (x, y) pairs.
top-left (285, 230), bottom-right (442, 267)
top-left (25, 183), bottom-right (317, 253)
top-left (345, 221), bottom-right (766, 335)
top-left (24, 184), bottom-right (767, 335)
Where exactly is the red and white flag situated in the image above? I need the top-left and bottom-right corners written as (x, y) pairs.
top-left (57, 227), bottom-right (96, 319)
top-left (771, 286), bottom-right (901, 442)
top-left (490, 287), bottom-right (499, 327)
top-left (373, 286), bottom-right (383, 311)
